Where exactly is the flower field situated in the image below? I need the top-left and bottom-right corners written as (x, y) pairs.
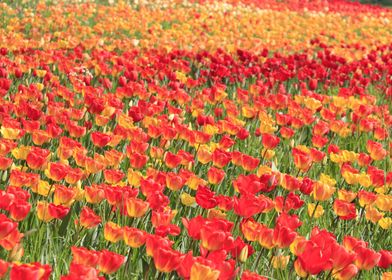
top-left (0, 0), bottom-right (391, 279)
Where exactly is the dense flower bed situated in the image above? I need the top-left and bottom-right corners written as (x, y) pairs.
top-left (0, 1), bottom-right (390, 279)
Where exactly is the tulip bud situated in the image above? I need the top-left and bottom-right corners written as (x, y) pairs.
top-left (84, 112), bottom-right (90, 121)
top-left (294, 259), bottom-right (308, 278)
top-left (9, 243), bottom-right (24, 262)
top-left (239, 245), bottom-right (249, 263)
top-left (2, 170), bottom-right (7, 181)
top-left (165, 140), bottom-right (171, 150)
top-left (272, 255), bottom-right (289, 269)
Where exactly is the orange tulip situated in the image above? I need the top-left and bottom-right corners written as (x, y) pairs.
top-left (125, 197), bottom-right (149, 218)
top-left (104, 222), bottom-right (123, 243)
top-left (123, 227), bottom-right (146, 248)
top-left (71, 246), bottom-right (99, 267)
top-left (366, 140), bottom-right (387, 161)
top-left (207, 167), bottom-right (225, 185)
top-left (190, 262), bottom-right (220, 280)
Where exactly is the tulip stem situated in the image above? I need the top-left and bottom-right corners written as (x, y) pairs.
top-left (310, 201), bottom-right (320, 219)
top-left (234, 215), bottom-right (241, 234)
top-left (124, 248), bottom-right (133, 276)
top-left (261, 148), bottom-right (268, 163)
top-left (325, 269), bottom-right (333, 279)
top-left (252, 248), bottom-right (264, 272)
top-left (238, 264), bottom-right (244, 279)
top-left (144, 260), bottom-right (154, 280)
top-left (72, 224), bottom-right (83, 244)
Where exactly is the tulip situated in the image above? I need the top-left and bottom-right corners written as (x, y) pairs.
top-left (273, 224), bottom-right (296, 249)
top-left (207, 166), bottom-right (225, 185)
top-left (378, 250), bottom-right (392, 269)
top-left (104, 222), bottom-right (123, 243)
top-left (125, 197), bottom-right (149, 218)
top-left (190, 262), bottom-right (220, 280)
top-left (91, 132), bottom-right (112, 148)
top-left (366, 140), bottom-right (387, 161)
top-left (200, 223), bottom-right (234, 252)
top-left (298, 241), bottom-right (333, 275)
top-left (333, 264), bottom-right (358, 280)
top-left (10, 262), bottom-right (51, 280)
top-left (123, 227), bottom-right (146, 248)
top-left (354, 246), bottom-right (381, 270)
top-left (262, 133), bottom-right (280, 149)
top-left (0, 214), bottom-right (17, 239)
top-left (333, 199), bottom-right (357, 220)
top-left (97, 250), bottom-right (125, 274)
top-left (79, 206), bottom-right (101, 229)
top-left (0, 259), bottom-right (8, 278)
top-left (9, 200), bottom-right (31, 221)
top-left (152, 247), bottom-right (181, 273)
top-left (313, 181), bottom-right (335, 201)
top-left (71, 246), bottom-right (99, 267)
top-left (195, 186), bottom-right (217, 209)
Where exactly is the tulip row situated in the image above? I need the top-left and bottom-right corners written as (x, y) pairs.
top-left (1, 0), bottom-right (392, 58)
top-left (0, 0), bottom-right (391, 280)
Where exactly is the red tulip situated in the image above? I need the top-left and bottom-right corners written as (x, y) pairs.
top-left (330, 243), bottom-right (356, 271)
top-left (276, 212), bottom-right (302, 230)
top-left (0, 214), bottom-right (17, 239)
top-left (9, 200), bottom-right (31, 221)
top-left (26, 148), bottom-right (50, 170)
top-left (129, 152), bottom-right (148, 169)
top-left (10, 262), bottom-right (51, 280)
top-left (61, 263), bottom-right (102, 280)
top-left (354, 246), bottom-right (381, 270)
top-left (378, 250), bottom-right (392, 269)
top-left (79, 207), bottom-right (101, 229)
top-left (273, 224), bottom-right (297, 248)
top-left (91, 132), bottom-right (112, 148)
top-left (0, 156), bottom-right (12, 170)
top-left (212, 149), bottom-right (232, 168)
top-left (200, 223), bottom-right (234, 252)
top-left (71, 246), bottom-right (99, 267)
top-left (145, 234), bottom-right (174, 257)
top-left (164, 152), bottom-right (182, 169)
top-left (241, 270), bottom-right (268, 280)
top-left (0, 259), bottom-right (8, 278)
top-left (153, 247), bottom-right (181, 273)
top-left (97, 250), bottom-right (125, 274)
top-left (47, 162), bottom-right (69, 182)
top-left (233, 194), bottom-right (267, 218)
top-left (292, 148), bottom-right (312, 172)
top-left (262, 133), bottom-right (280, 149)
top-left (298, 241), bottom-right (333, 275)
top-left (48, 204), bottom-right (70, 219)
top-left (196, 186), bottom-right (218, 209)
